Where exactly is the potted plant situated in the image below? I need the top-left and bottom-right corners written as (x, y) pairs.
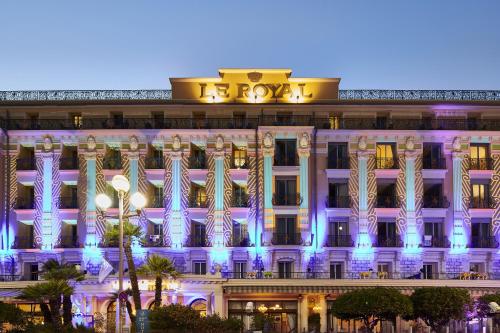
top-left (264, 271), bottom-right (273, 279)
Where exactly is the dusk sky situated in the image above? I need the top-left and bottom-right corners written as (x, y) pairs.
top-left (1, 0), bottom-right (499, 91)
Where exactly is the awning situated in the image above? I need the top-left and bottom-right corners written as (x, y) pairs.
top-left (0, 289), bottom-right (22, 300)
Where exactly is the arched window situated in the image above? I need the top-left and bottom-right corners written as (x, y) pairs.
top-left (106, 301), bottom-right (116, 333)
top-left (190, 298), bottom-right (207, 317)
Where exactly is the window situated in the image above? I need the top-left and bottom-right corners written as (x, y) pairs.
top-left (377, 263), bottom-right (390, 273)
top-left (471, 183), bottom-right (491, 208)
top-left (190, 145), bottom-right (206, 169)
top-left (233, 261), bottom-right (246, 279)
top-left (274, 216), bottom-right (297, 245)
top-left (329, 114), bottom-right (341, 129)
top-left (329, 221), bottom-right (348, 237)
top-left (422, 263), bottom-right (435, 279)
top-left (377, 183), bottom-right (397, 208)
top-left (327, 143), bottom-right (349, 169)
top-left (375, 116), bottom-right (388, 129)
top-left (423, 184), bottom-right (444, 208)
top-left (472, 221), bottom-right (491, 238)
top-left (193, 112), bottom-right (206, 129)
top-left (232, 222), bottom-right (248, 246)
top-left (330, 263), bottom-right (342, 279)
top-left (278, 261), bottom-right (293, 279)
top-left (470, 263), bottom-right (484, 273)
top-left (71, 114), bottom-right (82, 128)
top-left (232, 146), bottom-right (247, 169)
top-left (423, 143), bottom-right (444, 169)
top-left (376, 144), bottom-right (396, 169)
top-left (275, 139), bottom-right (297, 166)
top-left (153, 186), bottom-right (164, 208)
top-left (29, 264), bottom-right (39, 281)
top-left (276, 112), bottom-right (293, 125)
top-left (377, 221), bottom-right (398, 247)
top-left (189, 183), bottom-right (207, 208)
top-left (328, 182), bottom-right (349, 207)
top-left (233, 112), bottom-right (246, 128)
top-left (193, 261), bottom-right (207, 275)
top-left (274, 177), bottom-right (298, 205)
top-left (152, 112), bottom-right (164, 129)
top-left (470, 144), bottom-right (490, 170)
top-left (153, 224), bottom-right (163, 236)
top-left (191, 222), bottom-right (206, 247)
top-left (424, 222), bottom-right (443, 238)
top-left (328, 220), bottom-right (350, 247)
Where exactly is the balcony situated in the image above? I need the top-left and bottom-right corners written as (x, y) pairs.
top-left (423, 157), bottom-right (446, 169)
top-left (12, 236), bottom-right (35, 249)
top-left (326, 195), bottom-right (350, 208)
top-left (469, 198), bottom-right (495, 209)
top-left (423, 196), bottom-right (450, 208)
top-left (16, 158), bottom-right (35, 171)
top-left (271, 233), bottom-right (303, 245)
top-left (272, 193), bottom-right (302, 206)
top-left (231, 193), bottom-right (249, 207)
top-left (376, 195), bottom-right (399, 208)
top-left (422, 235), bottom-right (451, 248)
top-left (228, 235), bottom-right (252, 247)
top-left (59, 196), bottom-right (78, 209)
top-left (189, 155), bottom-right (206, 169)
top-left (469, 158), bottom-right (492, 170)
top-left (374, 236), bottom-right (404, 247)
top-left (231, 156), bottom-right (248, 169)
top-left (59, 157), bottom-right (79, 170)
top-left (145, 156), bottom-right (163, 169)
top-left (470, 236), bottom-right (499, 248)
top-left (56, 236), bottom-right (80, 248)
top-left (188, 194), bottom-right (208, 208)
top-left (327, 158), bottom-right (349, 169)
top-left (274, 155), bottom-right (298, 167)
top-left (144, 235), bottom-right (163, 247)
top-left (326, 235), bottom-right (354, 247)
top-left (376, 158), bottom-right (398, 169)
top-left (185, 236), bottom-right (211, 247)
top-left (15, 198), bottom-right (35, 209)
top-left (103, 156), bottom-right (122, 170)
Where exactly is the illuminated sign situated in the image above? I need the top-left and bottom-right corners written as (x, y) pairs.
top-left (170, 68), bottom-right (340, 103)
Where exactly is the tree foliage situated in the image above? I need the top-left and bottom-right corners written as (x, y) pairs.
top-left (411, 287), bottom-right (470, 332)
top-left (0, 301), bottom-right (27, 328)
top-left (331, 287), bottom-right (413, 332)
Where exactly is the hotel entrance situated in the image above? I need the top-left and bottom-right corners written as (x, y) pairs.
top-left (228, 300), bottom-right (298, 333)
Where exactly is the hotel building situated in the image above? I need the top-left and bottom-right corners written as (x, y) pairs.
top-left (1, 69), bottom-right (500, 332)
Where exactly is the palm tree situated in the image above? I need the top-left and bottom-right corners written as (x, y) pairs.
top-left (41, 259), bottom-right (85, 326)
top-left (138, 254), bottom-right (179, 308)
top-left (103, 220), bottom-right (143, 318)
top-left (109, 289), bottom-right (135, 326)
top-left (18, 280), bottom-right (73, 331)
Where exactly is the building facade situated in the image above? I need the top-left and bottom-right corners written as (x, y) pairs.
top-left (1, 69), bottom-right (500, 332)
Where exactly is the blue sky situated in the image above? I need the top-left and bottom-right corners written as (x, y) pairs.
top-left (1, 0), bottom-right (499, 90)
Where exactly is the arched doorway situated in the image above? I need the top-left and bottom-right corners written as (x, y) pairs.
top-left (106, 301), bottom-right (116, 333)
top-left (190, 298), bottom-right (207, 317)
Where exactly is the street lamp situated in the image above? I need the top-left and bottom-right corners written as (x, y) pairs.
top-left (95, 175), bottom-right (147, 333)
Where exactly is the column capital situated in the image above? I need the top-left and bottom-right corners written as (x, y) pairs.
top-left (452, 151), bottom-right (465, 160)
top-left (83, 151), bottom-right (97, 161)
top-left (35, 151), bottom-right (54, 159)
top-left (357, 151), bottom-right (371, 160)
top-left (212, 150), bottom-right (225, 160)
top-left (262, 147), bottom-right (274, 157)
top-left (405, 150), bottom-right (419, 160)
top-left (298, 147), bottom-right (310, 158)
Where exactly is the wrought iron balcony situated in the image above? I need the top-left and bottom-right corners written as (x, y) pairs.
top-left (272, 193), bottom-right (302, 206)
top-left (260, 115), bottom-right (312, 126)
top-left (469, 158), bottom-right (492, 170)
top-left (421, 235), bottom-right (451, 248)
top-left (470, 236), bottom-right (499, 248)
top-left (327, 158), bottom-right (349, 169)
top-left (376, 195), bottom-right (399, 208)
top-left (185, 236), bottom-right (211, 247)
top-left (374, 236), bottom-right (404, 247)
top-left (56, 236), bottom-right (80, 248)
top-left (59, 196), bottom-right (78, 209)
top-left (144, 235), bottom-right (163, 247)
top-left (274, 155), bottom-right (298, 167)
top-left (422, 157), bottom-right (446, 169)
top-left (423, 196), bottom-right (450, 208)
top-left (271, 233), bottom-right (303, 245)
top-left (12, 236), bottom-right (35, 249)
top-left (103, 156), bottom-right (122, 169)
top-left (231, 156), bottom-right (249, 169)
top-left (59, 157), bottom-right (79, 170)
top-left (231, 193), bottom-right (249, 207)
top-left (145, 156), bottom-right (163, 169)
top-left (228, 235), bottom-right (252, 247)
top-left (376, 157), bottom-right (398, 169)
top-left (189, 155), bottom-right (206, 169)
top-left (469, 198), bottom-right (495, 209)
top-left (188, 194), bottom-right (208, 208)
top-left (326, 195), bottom-right (350, 208)
top-left (326, 235), bottom-right (354, 247)
top-left (15, 198), bottom-right (35, 209)
top-left (16, 158), bottom-right (35, 170)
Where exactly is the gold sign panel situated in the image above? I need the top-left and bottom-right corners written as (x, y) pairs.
top-left (170, 68), bottom-right (340, 103)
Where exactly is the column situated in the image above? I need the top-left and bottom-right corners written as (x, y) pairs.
top-left (319, 295), bottom-right (327, 333)
top-left (357, 151), bottom-right (371, 248)
top-left (213, 291), bottom-right (224, 317)
top-left (213, 150), bottom-right (225, 247)
top-left (35, 150), bottom-right (54, 250)
top-left (167, 150), bottom-right (183, 248)
top-left (205, 293), bottom-right (213, 316)
top-left (298, 135), bottom-right (310, 230)
top-left (299, 296), bottom-right (309, 333)
top-left (405, 150), bottom-right (420, 248)
top-left (4, 151), bottom-right (17, 250)
top-left (452, 150), bottom-right (467, 250)
top-left (262, 134), bottom-right (274, 234)
top-left (85, 151), bottom-right (97, 246)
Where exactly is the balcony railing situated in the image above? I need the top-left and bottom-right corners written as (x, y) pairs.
top-left (272, 193), bottom-right (302, 206)
top-left (12, 236), bottom-right (35, 249)
top-left (469, 198), bottom-right (495, 209)
top-left (189, 155), bottom-right (206, 169)
top-left (376, 195), bottom-right (399, 208)
top-left (469, 158), bottom-right (492, 170)
top-left (56, 236), bottom-right (80, 248)
top-left (422, 235), bottom-right (451, 248)
top-left (59, 157), bottom-right (79, 170)
top-left (376, 157), bottom-right (398, 169)
top-left (16, 158), bottom-right (35, 170)
top-left (231, 193), bottom-right (249, 207)
top-left (274, 155), bottom-right (298, 167)
top-left (15, 198), bottom-right (35, 209)
top-left (326, 235), bottom-right (354, 247)
top-left (374, 237), bottom-right (404, 247)
top-left (423, 196), bottom-right (450, 208)
top-left (470, 236), bottom-right (499, 248)
top-left (326, 195), bottom-right (350, 208)
top-left (188, 194), bottom-right (208, 208)
top-left (271, 233), bottom-right (303, 245)
top-left (144, 235), bottom-right (163, 247)
top-left (185, 236), bottom-right (211, 247)
top-left (103, 156), bottom-right (122, 169)
top-left (228, 236), bottom-right (252, 247)
top-left (327, 158), bottom-right (349, 169)
top-left (59, 196), bottom-right (78, 209)
top-left (422, 157), bottom-right (446, 169)
top-left (231, 156), bottom-right (249, 169)
top-left (145, 156), bottom-right (163, 169)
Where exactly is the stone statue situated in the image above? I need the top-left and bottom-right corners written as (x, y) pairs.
top-left (406, 136), bottom-right (415, 151)
top-left (358, 136), bottom-right (367, 151)
top-left (130, 135), bottom-right (139, 151)
top-left (299, 133), bottom-right (309, 148)
top-left (452, 137), bottom-right (461, 152)
top-left (263, 132), bottom-right (273, 148)
top-left (172, 135), bottom-right (181, 151)
top-left (87, 136), bottom-right (96, 151)
top-left (215, 135), bottom-right (224, 151)
top-left (43, 136), bottom-right (53, 151)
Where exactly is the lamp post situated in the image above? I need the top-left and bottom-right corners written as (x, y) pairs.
top-left (95, 175), bottom-right (147, 333)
